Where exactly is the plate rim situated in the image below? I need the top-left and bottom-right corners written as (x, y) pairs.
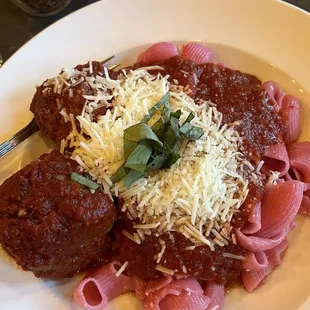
top-left (2, 0), bottom-right (310, 71)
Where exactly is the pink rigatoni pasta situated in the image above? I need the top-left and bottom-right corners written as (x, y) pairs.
top-left (255, 180), bottom-right (303, 238)
top-left (236, 227), bottom-right (289, 252)
top-left (262, 81), bottom-right (300, 144)
top-left (169, 277), bottom-right (204, 295)
top-left (204, 282), bottom-right (225, 310)
top-left (243, 252), bottom-right (268, 271)
top-left (159, 291), bottom-right (210, 310)
top-left (74, 261), bottom-right (134, 310)
top-left (287, 142), bottom-right (310, 215)
top-left (137, 42), bottom-right (179, 63)
top-left (143, 286), bottom-right (180, 309)
top-left (300, 196), bottom-right (310, 215)
top-left (145, 276), bottom-right (173, 295)
top-left (237, 180), bottom-right (298, 288)
top-left (262, 144), bottom-right (290, 177)
top-left (262, 81), bottom-right (286, 110)
top-left (143, 277), bottom-right (206, 310)
top-left (282, 95), bottom-right (301, 144)
top-left (287, 142), bottom-right (310, 183)
top-left (242, 240), bottom-right (288, 292)
top-left (242, 202), bottom-right (261, 235)
top-left (132, 275), bottom-right (147, 300)
top-left (181, 43), bottom-right (213, 64)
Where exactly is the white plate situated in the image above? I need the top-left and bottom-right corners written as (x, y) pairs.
top-left (0, 0), bottom-right (310, 309)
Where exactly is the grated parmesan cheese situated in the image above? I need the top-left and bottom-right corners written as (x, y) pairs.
top-left (57, 66), bottom-right (264, 250)
top-left (155, 265), bottom-right (175, 276)
top-left (222, 252), bottom-right (246, 260)
top-left (156, 240), bottom-right (166, 264)
top-left (115, 261), bottom-right (129, 277)
top-left (122, 230), bottom-right (141, 244)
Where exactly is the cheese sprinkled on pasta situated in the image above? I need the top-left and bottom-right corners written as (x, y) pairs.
top-left (54, 64), bottom-right (262, 250)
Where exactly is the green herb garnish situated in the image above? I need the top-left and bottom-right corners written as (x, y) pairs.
top-left (71, 172), bottom-right (99, 190)
top-left (141, 92), bottom-right (170, 122)
top-left (124, 140), bottom-right (153, 172)
top-left (171, 109), bottom-right (182, 119)
top-left (110, 166), bottom-right (129, 184)
top-left (180, 112), bottom-right (204, 140)
top-left (110, 92), bottom-right (204, 188)
top-left (124, 170), bottom-right (145, 188)
top-left (124, 123), bottom-right (163, 158)
top-left (180, 122), bottom-right (204, 139)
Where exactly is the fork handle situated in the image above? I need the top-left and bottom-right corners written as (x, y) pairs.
top-left (0, 119), bottom-right (39, 158)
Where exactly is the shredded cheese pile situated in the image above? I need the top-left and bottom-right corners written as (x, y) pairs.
top-left (46, 63), bottom-right (263, 251)
top-left (67, 66), bottom-right (170, 197)
top-left (119, 98), bottom-right (250, 250)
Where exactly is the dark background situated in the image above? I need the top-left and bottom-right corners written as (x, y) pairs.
top-left (0, 0), bottom-right (309, 64)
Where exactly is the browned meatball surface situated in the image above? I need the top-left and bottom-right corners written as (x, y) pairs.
top-left (0, 150), bottom-right (117, 279)
top-left (30, 61), bottom-right (109, 145)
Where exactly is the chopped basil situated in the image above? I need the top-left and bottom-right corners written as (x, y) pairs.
top-left (152, 118), bottom-right (165, 138)
top-left (124, 141), bottom-right (153, 172)
top-left (71, 172), bottom-right (99, 190)
top-left (110, 165), bottom-right (128, 183)
top-left (110, 92), bottom-right (205, 188)
top-left (164, 153), bottom-right (181, 168)
top-left (147, 154), bottom-right (168, 171)
top-left (141, 92), bottom-right (170, 122)
top-left (164, 116), bottom-right (180, 150)
top-left (124, 140), bottom-right (138, 160)
top-left (147, 152), bottom-right (181, 171)
top-left (161, 104), bottom-right (171, 123)
top-left (180, 123), bottom-right (204, 140)
top-left (171, 109), bottom-right (182, 119)
top-left (124, 122), bottom-right (163, 157)
top-left (124, 170), bottom-right (145, 188)
top-left (183, 112), bottom-right (195, 124)
top-left (180, 112), bottom-right (204, 140)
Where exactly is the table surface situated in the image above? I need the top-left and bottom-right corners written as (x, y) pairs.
top-left (0, 0), bottom-right (309, 64)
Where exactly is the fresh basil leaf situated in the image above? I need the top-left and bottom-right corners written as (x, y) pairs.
top-left (110, 165), bottom-right (128, 183)
top-left (141, 92), bottom-right (171, 122)
top-left (183, 112), bottom-right (195, 124)
top-left (71, 173), bottom-right (99, 190)
top-left (124, 141), bottom-right (153, 172)
top-left (147, 108), bottom-right (164, 127)
top-left (170, 116), bottom-right (180, 137)
top-left (124, 123), bottom-right (163, 149)
top-left (163, 116), bottom-right (180, 151)
top-left (163, 153), bottom-right (181, 168)
top-left (147, 155), bottom-right (168, 171)
top-left (152, 118), bottom-right (165, 138)
top-left (161, 104), bottom-right (171, 123)
top-left (116, 92), bottom-right (194, 186)
top-left (124, 140), bottom-right (138, 159)
top-left (171, 109), bottom-right (182, 119)
top-left (124, 170), bottom-right (145, 188)
top-left (180, 123), bottom-right (204, 140)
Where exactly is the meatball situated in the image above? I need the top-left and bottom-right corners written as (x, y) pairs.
top-left (0, 150), bottom-right (117, 279)
top-left (30, 61), bottom-right (111, 145)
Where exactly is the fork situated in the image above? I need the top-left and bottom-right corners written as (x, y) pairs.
top-left (0, 55), bottom-right (117, 158)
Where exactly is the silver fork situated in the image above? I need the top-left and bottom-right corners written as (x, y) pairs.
top-left (0, 56), bottom-right (117, 158)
